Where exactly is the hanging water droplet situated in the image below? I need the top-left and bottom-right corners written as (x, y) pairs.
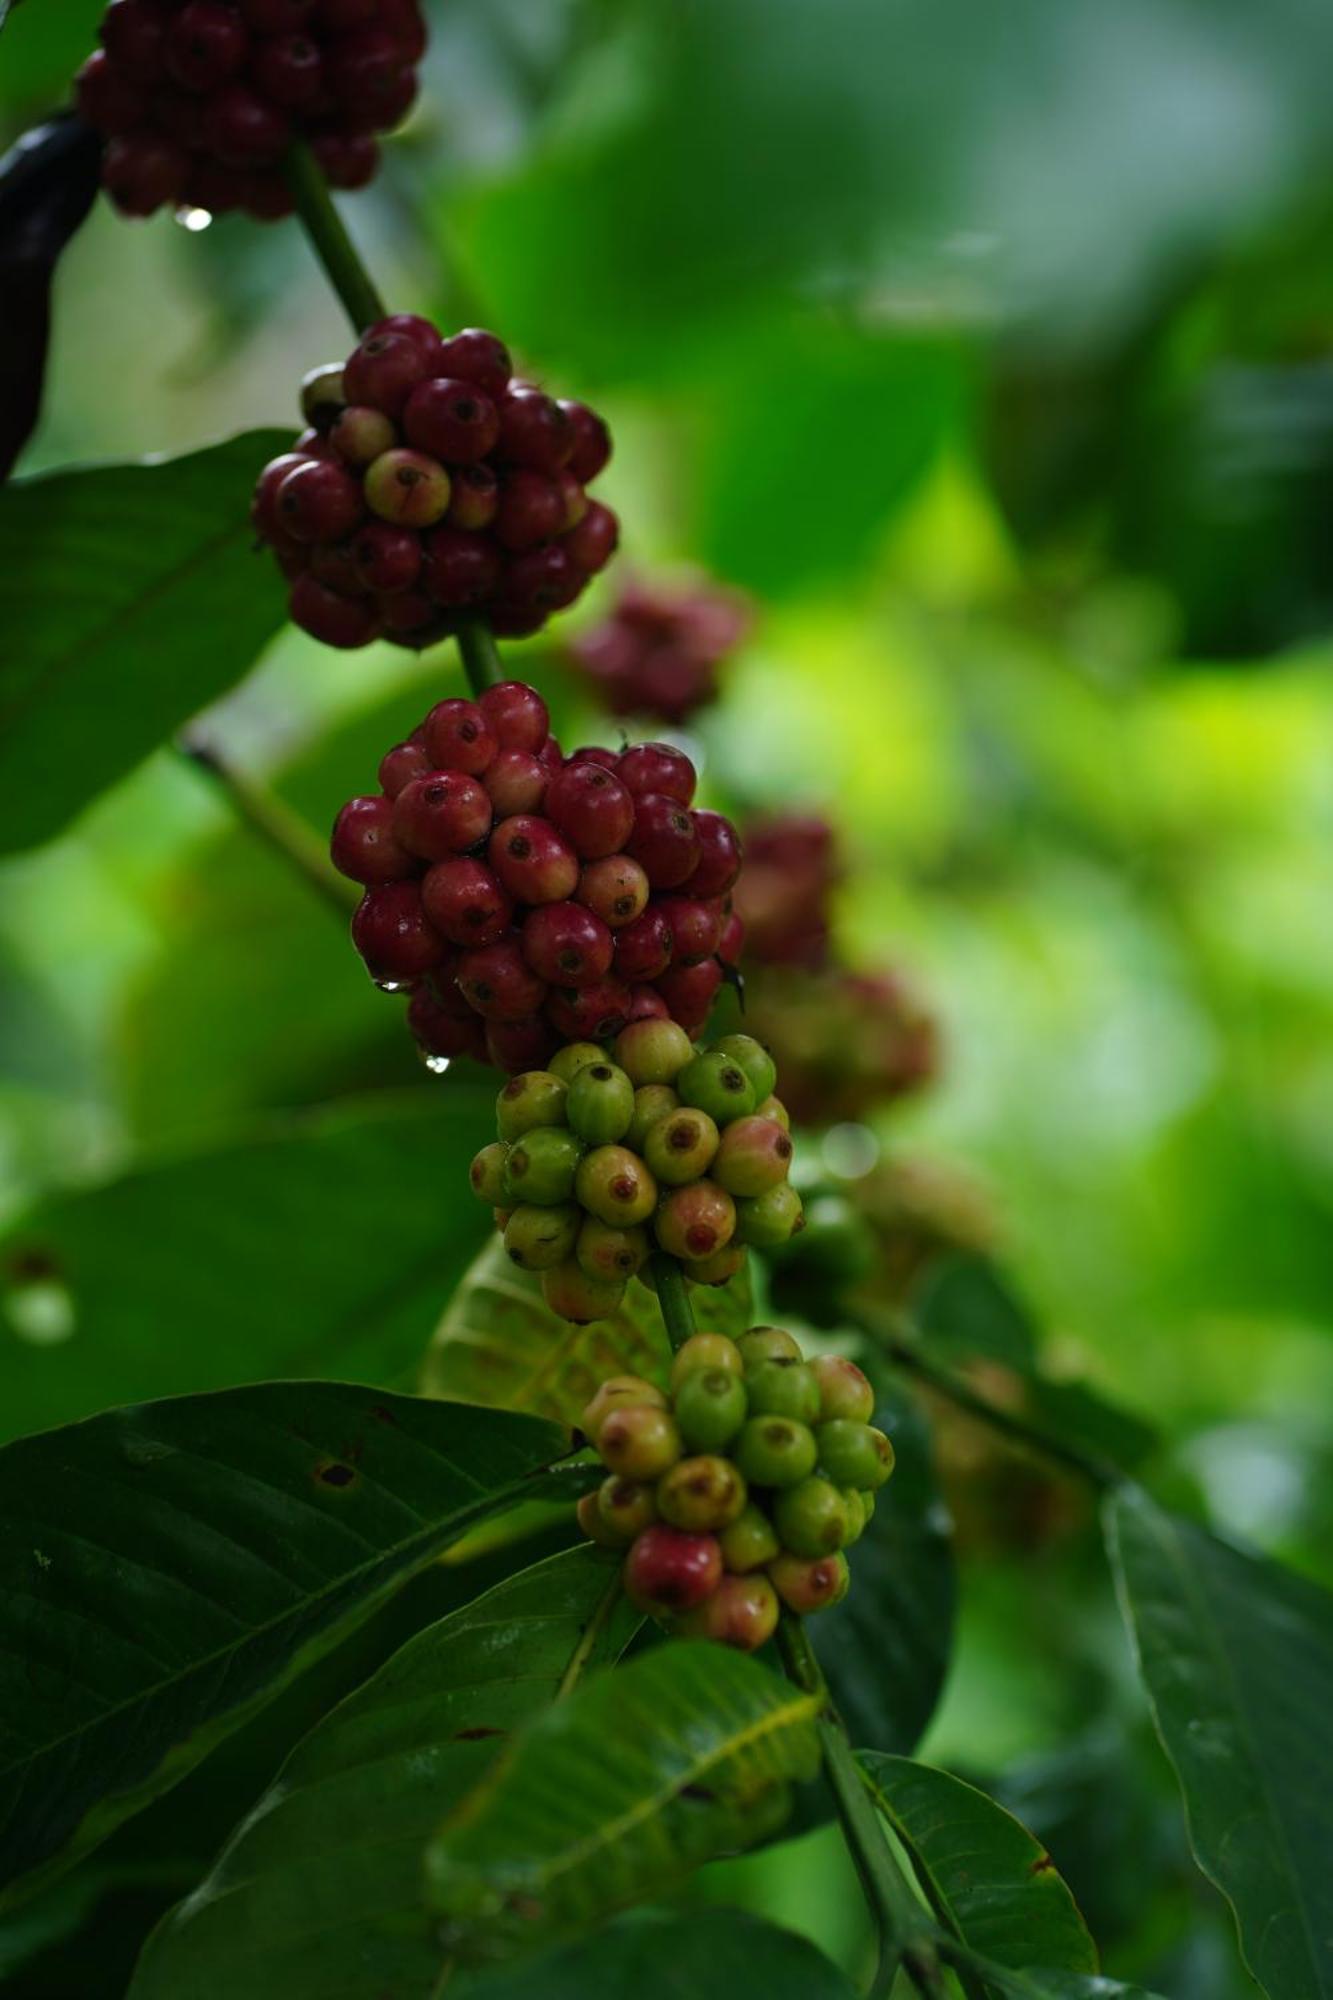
top-left (421, 1052), bottom-right (452, 1075)
top-left (174, 205), bottom-right (213, 232)
top-left (5, 1276), bottom-right (76, 1346)
top-left (374, 977), bottom-right (408, 994)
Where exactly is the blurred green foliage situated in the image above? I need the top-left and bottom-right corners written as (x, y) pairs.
top-left (3, 0), bottom-right (1333, 1990)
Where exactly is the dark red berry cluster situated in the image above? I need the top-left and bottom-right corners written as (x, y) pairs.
top-left (734, 811), bottom-right (840, 970)
top-left (566, 577), bottom-right (751, 726)
top-left (76, 0), bottom-right (424, 220)
top-left (251, 317), bottom-right (617, 648)
top-left (330, 679), bottom-right (745, 1070)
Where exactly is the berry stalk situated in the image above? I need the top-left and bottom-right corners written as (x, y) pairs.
top-left (651, 1251), bottom-right (697, 1355)
top-left (178, 732), bottom-right (356, 917)
top-left (285, 141), bottom-right (385, 334)
top-left (455, 612), bottom-right (506, 694)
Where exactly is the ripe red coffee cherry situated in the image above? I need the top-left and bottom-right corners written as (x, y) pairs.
top-left (326, 27), bottom-right (411, 114)
top-left (312, 131), bottom-right (378, 190)
top-left (378, 588), bottom-right (449, 646)
top-left (626, 984), bottom-right (669, 1021)
top-left (570, 745), bottom-right (620, 771)
top-left (348, 520), bottom-right (420, 594)
top-left (484, 749), bottom-right (547, 817)
top-left (559, 399), bottom-right (612, 483)
top-left (498, 386), bottom-right (575, 472)
top-left (578, 854), bottom-right (650, 929)
top-left (655, 1179), bottom-right (737, 1261)
top-left (456, 937), bottom-right (548, 1020)
top-left (436, 327), bottom-right (512, 400)
top-left (165, 2), bottom-right (247, 92)
top-left (543, 762), bottom-right (636, 860)
top-left (617, 741), bottom-right (696, 805)
top-left (379, 0), bottom-right (427, 63)
top-left (106, 135), bottom-right (191, 217)
top-left (503, 544), bottom-right (583, 614)
top-left (624, 793), bottom-right (701, 888)
top-left (689, 810), bottom-right (743, 897)
top-left (421, 527), bottom-right (502, 608)
top-left (330, 795), bottom-right (412, 884)
top-left (392, 771), bottom-right (492, 860)
top-left (624, 1525), bottom-right (722, 1616)
top-left (658, 896), bottom-right (724, 966)
top-left (367, 312), bottom-right (442, 359)
top-left (445, 462), bottom-right (499, 530)
top-left (241, 0), bottom-right (315, 27)
top-left (485, 1012), bottom-right (558, 1074)
top-left (101, 0), bottom-right (168, 78)
top-left (488, 815), bottom-right (579, 904)
top-left (288, 574), bottom-right (379, 647)
top-left (403, 378), bottom-right (499, 463)
top-left (421, 858), bottom-right (512, 947)
top-left (478, 681), bottom-right (549, 753)
top-left (378, 739), bottom-right (430, 796)
top-left (207, 87), bottom-right (289, 164)
top-left (251, 31), bottom-right (323, 106)
top-left (421, 698), bottom-right (497, 775)
top-left (718, 909), bottom-right (745, 964)
top-left (655, 956), bottom-right (723, 1029)
top-left (521, 902), bottom-right (614, 986)
top-left (613, 906), bottom-right (673, 981)
top-left (364, 449), bottom-right (451, 528)
top-left (351, 880), bottom-right (446, 979)
top-left (273, 460), bottom-right (362, 542)
top-left (494, 470), bottom-right (563, 551)
top-left (555, 469), bottom-right (589, 530)
top-left (76, 50), bottom-right (150, 134)
top-left (564, 500), bottom-right (619, 573)
top-left (547, 978), bottom-right (635, 1043)
top-left (344, 330), bottom-right (434, 417)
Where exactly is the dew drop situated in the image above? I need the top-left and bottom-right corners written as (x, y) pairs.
top-left (422, 1052), bottom-right (452, 1075)
top-left (174, 205), bottom-right (213, 232)
top-left (374, 976), bottom-right (408, 993)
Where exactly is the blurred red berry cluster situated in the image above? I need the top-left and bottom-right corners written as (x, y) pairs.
top-left (566, 577), bottom-right (751, 725)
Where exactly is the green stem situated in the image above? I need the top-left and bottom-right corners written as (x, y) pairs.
top-left (455, 614), bottom-right (506, 694)
top-left (651, 1254), bottom-right (697, 1354)
top-left (557, 1568), bottom-right (624, 1700)
top-left (285, 141), bottom-right (386, 334)
top-left (176, 734), bottom-right (356, 918)
top-left (776, 1615), bottom-right (944, 1998)
top-left (847, 1302), bottom-right (1122, 1492)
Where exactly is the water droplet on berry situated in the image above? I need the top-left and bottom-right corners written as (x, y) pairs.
top-left (174, 205), bottom-right (213, 232)
top-left (373, 976), bottom-right (409, 993)
top-left (421, 1052), bottom-right (452, 1075)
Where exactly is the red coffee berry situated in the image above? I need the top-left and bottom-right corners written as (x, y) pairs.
top-left (421, 698), bottom-right (497, 775)
top-left (538, 734), bottom-right (564, 771)
top-left (560, 399), bottom-right (612, 483)
top-left (624, 793), bottom-right (701, 888)
top-left (478, 680), bottom-right (549, 753)
top-left (403, 378), bottom-right (500, 463)
top-left (456, 937), bottom-right (548, 1021)
top-left (503, 543), bottom-right (583, 614)
top-left (165, 3), bottom-right (248, 93)
top-left (485, 1013), bottom-right (558, 1074)
top-left (407, 983), bottom-right (488, 1062)
top-left (488, 815), bottom-right (579, 904)
top-left (351, 880), bottom-right (446, 980)
top-left (378, 739), bottom-right (431, 796)
top-left (421, 857), bottom-right (512, 946)
top-left (241, 0), bottom-right (316, 27)
top-left (626, 984), bottom-right (670, 1021)
top-left (435, 327), bottom-right (512, 400)
top-left (718, 909), bottom-right (745, 964)
top-left (624, 1524), bottom-right (722, 1616)
top-left (617, 741), bottom-right (696, 805)
top-left (495, 470), bottom-right (562, 551)
top-left (555, 469), bottom-right (589, 530)
top-left (367, 312), bottom-right (443, 359)
top-left (326, 28), bottom-right (411, 117)
top-left (344, 331), bottom-right (433, 417)
top-left (689, 810), bottom-right (743, 897)
top-left (577, 854), bottom-right (650, 928)
top-left (327, 405), bottom-right (396, 466)
top-left (364, 449), bottom-right (451, 528)
top-left (309, 541), bottom-right (363, 596)
top-left (613, 906), bottom-right (673, 981)
top-left (498, 386), bottom-right (575, 472)
top-left (543, 760), bottom-right (635, 859)
top-left (421, 527), bottom-right (502, 607)
top-left (378, 591), bottom-right (448, 646)
top-left (445, 462), bottom-right (499, 530)
top-left (655, 955), bottom-right (723, 1029)
top-left (483, 749), bottom-right (547, 817)
top-left (312, 131), bottom-right (378, 189)
top-left (349, 520), bottom-right (420, 594)
top-left (379, 0), bottom-right (427, 63)
top-left (288, 573), bottom-right (379, 647)
top-left (251, 32), bottom-right (323, 106)
top-left (520, 902), bottom-right (614, 986)
top-left (658, 896), bottom-right (724, 965)
top-left (207, 86), bottom-right (289, 164)
top-left (547, 977), bottom-right (635, 1043)
top-left (570, 745), bottom-right (620, 770)
top-left (274, 458), bottom-right (363, 542)
top-left (330, 794), bottom-right (412, 884)
top-left (392, 770), bottom-right (492, 859)
top-left (77, 51), bottom-right (150, 134)
top-left (101, 0), bottom-right (168, 79)
top-left (102, 134), bottom-right (189, 215)
top-left (564, 500), bottom-right (619, 573)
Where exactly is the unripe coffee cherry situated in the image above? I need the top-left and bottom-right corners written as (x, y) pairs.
top-left (673, 1367), bottom-right (748, 1451)
top-left (657, 1454), bottom-right (747, 1532)
top-left (737, 1325), bottom-right (804, 1366)
top-left (642, 1107), bottom-right (720, 1186)
top-left (677, 1050), bottom-right (757, 1126)
top-left (627, 1083), bottom-right (679, 1150)
top-left (774, 1475), bottom-right (851, 1558)
top-left (756, 1094), bottom-right (791, 1131)
top-left (654, 1179), bottom-right (736, 1262)
top-left (565, 1061), bottom-right (635, 1144)
top-left (612, 1017), bottom-right (695, 1087)
top-left (578, 855), bottom-right (650, 928)
top-left (576, 1216), bottom-right (649, 1284)
top-left (712, 1115), bottom-right (794, 1197)
top-left (330, 794), bottom-right (412, 884)
top-left (745, 1358), bottom-right (821, 1425)
top-left (708, 1032), bottom-right (777, 1103)
top-left (841, 1490), bottom-right (868, 1545)
top-left (576, 1490), bottom-right (624, 1549)
top-left (299, 362), bottom-right (346, 427)
top-left (541, 1259), bottom-right (625, 1323)
top-left (549, 1041), bottom-right (606, 1085)
top-left (670, 1332), bottom-right (744, 1391)
top-left (329, 403), bottom-right (397, 466)
top-left (580, 1375), bottom-right (667, 1440)
top-left (675, 1573), bottom-right (779, 1652)
top-left (817, 1421), bottom-right (895, 1491)
top-left (810, 1354), bottom-right (876, 1424)
top-left (495, 1069), bottom-right (567, 1141)
top-left (598, 1404), bottom-right (682, 1481)
top-left (469, 1141), bottom-right (509, 1204)
top-left (624, 1524), bottom-right (722, 1616)
top-left (736, 1183), bottom-right (805, 1249)
top-left (502, 1125), bottom-right (585, 1205)
top-left (686, 1243), bottom-right (748, 1285)
top-left (733, 1415), bottom-right (818, 1489)
top-left (768, 1550), bottom-right (849, 1614)
top-left (575, 1145), bottom-right (658, 1227)
top-left (364, 448), bottom-right (452, 527)
top-left (503, 1201), bottom-right (579, 1271)
top-left (718, 1502), bottom-right (782, 1574)
top-left (392, 771), bottom-right (492, 860)
top-left (597, 1475), bottom-right (658, 1541)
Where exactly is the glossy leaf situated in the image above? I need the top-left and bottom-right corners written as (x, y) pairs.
top-left (1107, 1486), bottom-right (1333, 2000)
top-left (970, 1968), bottom-right (1167, 2000)
top-left (131, 1547), bottom-right (637, 1999)
top-left (860, 1754), bottom-right (1097, 1976)
top-left (425, 1641), bottom-right (821, 1964)
top-left (0, 1381), bottom-right (577, 1907)
top-left (813, 1379), bottom-right (955, 1754)
top-left (0, 431), bottom-right (289, 856)
top-left (0, 1089), bottom-right (493, 1443)
top-left (422, 1236), bottom-right (753, 1425)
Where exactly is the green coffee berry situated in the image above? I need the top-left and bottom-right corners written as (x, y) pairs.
top-left (565, 1060), bottom-right (635, 1144)
top-left (575, 1144), bottom-right (658, 1226)
top-left (495, 1069), bottom-right (567, 1141)
top-left (745, 1357), bottom-right (821, 1424)
top-left (577, 1489), bottom-right (625, 1549)
top-left (713, 1115), bottom-right (794, 1198)
top-left (612, 1017), bottom-right (695, 1086)
top-left (654, 1179), bottom-right (737, 1261)
top-left (626, 1083), bottom-right (679, 1150)
top-left (669, 1332), bottom-right (744, 1392)
top-left (469, 1141), bottom-right (509, 1205)
top-left (674, 1366), bottom-right (749, 1450)
top-left (773, 1475), bottom-right (850, 1557)
top-left (598, 1402), bottom-right (682, 1481)
top-left (677, 1049), bottom-right (757, 1127)
top-left (550, 1041), bottom-right (607, 1084)
top-left (642, 1107), bottom-right (720, 1185)
top-left (676, 1571), bottom-right (779, 1650)
top-left (686, 1242), bottom-right (748, 1285)
top-left (576, 1215), bottom-right (650, 1284)
top-left (503, 1201), bottom-right (580, 1271)
top-left (719, 1502), bottom-right (782, 1573)
top-left (817, 1418), bottom-right (894, 1490)
top-left (733, 1414), bottom-right (819, 1488)
top-left (735, 1181), bottom-right (804, 1249)
top-left (710, 1033), bottom-right (778, 1104)
top-left (597, 1474), bottom-right (658, 1540)
top-left (768, 1549), bottom-right (848, 1613)
top-left (504, 1125), bottom-right (585, 1205)
top-left (581, 1374), bottom-right (667, 1439)
top-left (737, 1325), bottom-right (804, 1366)
top-left (810, 1354), bottom-right (876, 1424)
top-left (541, 1259), bottom-right (625, 1323)
top-left (656, 1453), bottom-right (748, 1532)
top-left (841, 1489), bottom-right (867, 1545)
top-left (755, 1093), bottom-right (790, 1131)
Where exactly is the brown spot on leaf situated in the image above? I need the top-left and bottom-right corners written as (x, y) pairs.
top-left (314, 1459), bottom-right (358, 1490)
top-left (1029, 1852), bottom-right (1056, 1875)
top-left (453, 1725), bottom-right (506, 1741)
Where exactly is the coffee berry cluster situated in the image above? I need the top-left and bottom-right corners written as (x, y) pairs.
top-left (331, 682), bottom-right (745, 1071)
top-left (576, 1326), bottom-right (894, 1649)
top-left (469, 1026), bottom-right (802, 1322)
top-left (76, 0), bottom-right (425, 220)
top-left (566, 577), bottom-right (751, 726)
top-left (252, 318), bottom-right (616, 649)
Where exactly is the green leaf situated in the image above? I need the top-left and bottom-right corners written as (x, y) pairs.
top-left (424, 1641), bottom-right (821, 1965)
top-left (130, 1547), bottom-right (637, 1999)
top-left (859, 1754), bottom-right (1097, 1977)
top-left (0, 432), bottom-right (289, 857)
top-left (459, 1906), bottom-right (859, 1999)
top-left (0, 1089), bottom-right (493, 1443)
top-left (1107, 1486), bottom-right (1333, 2000)
top-left (967, 1969), bottom-right (1167, 2000)
top-left (812, 1380), bottom-right (954, 1754)
top-left (422, 1236), bottom-right (753, 1424)
top-left (0, 1381), bottom-right (577, 1907)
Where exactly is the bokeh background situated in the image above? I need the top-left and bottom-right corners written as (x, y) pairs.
top-left (3, 0), bottom-right (1333, 1992)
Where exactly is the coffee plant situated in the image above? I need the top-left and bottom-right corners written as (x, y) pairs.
top-left (1, 4), bottom-right (1332, 1998)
